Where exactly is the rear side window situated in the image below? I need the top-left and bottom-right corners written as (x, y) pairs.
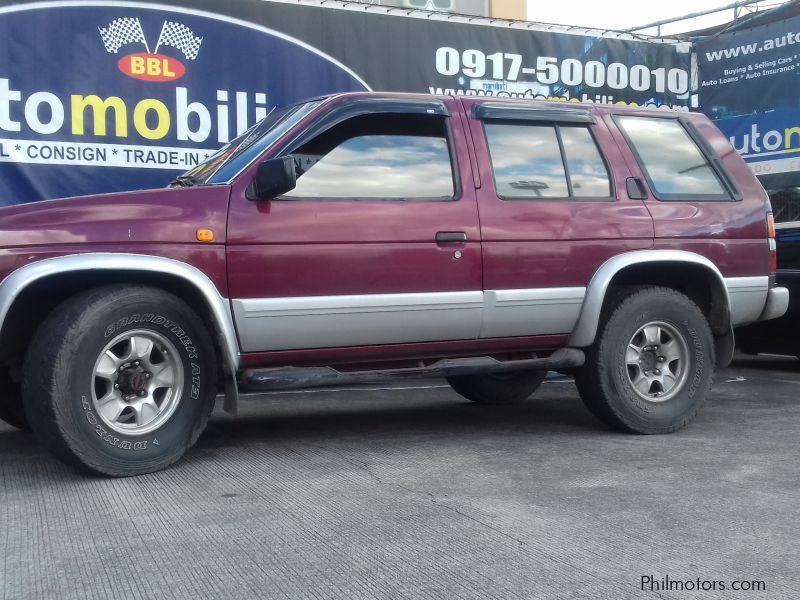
top-left (616, 116), bottom-right (729, 201)
top-left (484, 123), bottom-right (611, 200)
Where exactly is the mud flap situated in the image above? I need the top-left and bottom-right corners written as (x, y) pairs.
top-left (715, 326), bottom-right (736, 369)
top-left (223, 369), bottom-right (239, 415)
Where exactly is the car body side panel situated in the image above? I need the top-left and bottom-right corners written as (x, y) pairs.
top-left (0, 244), bottom-right (228, 297)
top-left (0, 185), bottom-right (232, 293)
top-left (650, 238), bottom-right (769, 278)
top-left (0, 186), bottom-right (230, 249)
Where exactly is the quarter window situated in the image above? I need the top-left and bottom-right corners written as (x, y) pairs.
top-left (283, 114), bottom-right (456, 200)
top-left (484, 123), bottom-right (611, 200)
top-left (616, 116), bottom-right (729, 200)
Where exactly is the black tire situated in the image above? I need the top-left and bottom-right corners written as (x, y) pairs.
top-left (22, 285), bottom-right (218, 476)
top-left (0, 370), bottom-right (29, 430)
top-left (446, 370), bottom-right (547, 405)
top-left (575, 286), bottom-right (715, 434)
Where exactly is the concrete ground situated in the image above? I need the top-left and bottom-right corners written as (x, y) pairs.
top-left (1, 355), bottom-right (799, 599)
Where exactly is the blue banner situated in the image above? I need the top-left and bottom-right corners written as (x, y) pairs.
top-left (696, 15), bottom-right (800, 187)
top-left (0, 2), bottom-right (368, 204)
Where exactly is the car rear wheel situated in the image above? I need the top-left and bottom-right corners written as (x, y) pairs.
top-left (446, 370), bottom-right (546, 405)
top-left (575, 286), bottom-right (715, 434)
top-left (23, 284), bottom-right (218, 476)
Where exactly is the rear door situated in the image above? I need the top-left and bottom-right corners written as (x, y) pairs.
top-left (226, 97), bottom-right (483, 353)
top-left (463, 99), bottom-right (654, 339)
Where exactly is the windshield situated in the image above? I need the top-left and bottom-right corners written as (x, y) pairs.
top-left (173, 99), bottom-right (323, 186)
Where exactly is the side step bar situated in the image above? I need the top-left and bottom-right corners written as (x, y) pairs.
top-left (240, 347), bottom-right (584, 392)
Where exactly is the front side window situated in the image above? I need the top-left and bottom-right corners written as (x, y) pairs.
top-left (283, 114), bottom-right (456, 200)
top-left (484, 122), bottom-right (611, 200)
top-left (616, 116), bottom-right (729, 200)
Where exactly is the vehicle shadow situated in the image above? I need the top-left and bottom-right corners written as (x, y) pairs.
top-left (729, 353), bottom-right (800, 373)
top-left (0, 386), bottom-right (608, 465)
top-left (197, 390), bottom-right (605, 451)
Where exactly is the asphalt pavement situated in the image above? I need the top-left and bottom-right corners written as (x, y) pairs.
top-left (1, 354), bottom-right (799, 599)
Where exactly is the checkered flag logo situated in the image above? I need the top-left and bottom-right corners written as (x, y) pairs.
top-left (98, 17), bottom-right (149, 54)
top-left (154, 21), bottom-right (203, 60)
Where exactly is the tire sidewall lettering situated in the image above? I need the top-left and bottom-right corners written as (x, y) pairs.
top-left (685, 323), bottom-right (705, 400)
top-left (80, 394), bottom-right (150, 452)
top-left (104, 313), bottom-right (198, 360)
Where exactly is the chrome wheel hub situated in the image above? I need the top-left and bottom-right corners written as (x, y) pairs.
top-left (91, 330), bottom-right (184, 436)
top-left (625, 321), bottom-right (689, 403)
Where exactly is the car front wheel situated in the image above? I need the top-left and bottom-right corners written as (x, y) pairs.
top-left (23, 284), bottom-right (218, 476)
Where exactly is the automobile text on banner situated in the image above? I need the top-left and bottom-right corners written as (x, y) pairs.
top-left (696, 15), bottom-right (800, 188)
top-left (0, 0), bottom-right (691, 205)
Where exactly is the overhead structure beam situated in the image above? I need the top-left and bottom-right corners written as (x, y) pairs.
top-left (622, 0), bottom-right (771, 32)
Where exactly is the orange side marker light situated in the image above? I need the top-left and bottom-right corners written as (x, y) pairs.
top-left (196, 229), bottom-right (214, 242)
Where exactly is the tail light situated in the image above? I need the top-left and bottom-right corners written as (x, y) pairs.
top-left (767, 212), bottom-right (777, 276)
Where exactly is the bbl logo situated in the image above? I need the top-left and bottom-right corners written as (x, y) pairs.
top-left (99, 17), bottom-right (202, 82)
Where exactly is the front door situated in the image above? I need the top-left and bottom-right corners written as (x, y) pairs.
top-left (226, 97), bottom-right (482, 354)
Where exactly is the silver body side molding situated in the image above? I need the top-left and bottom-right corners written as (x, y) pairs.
top-left (233, 291), bottom-right (484, 352)
top-left (569, 250), bottom-right (731, 348)
top-left (724, 276), bottom-right (770, 326)
top-left (234, 287), bottom-right (588, 352)
top-left (760, 286), bottom-right (789, 321)
top-left (480, 287), bottom-right (585, 338)
top-left (0, 254), bottom-right (241, 374)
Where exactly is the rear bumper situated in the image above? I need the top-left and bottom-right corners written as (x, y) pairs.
top-left (759, 286), bottom-right (790, 321)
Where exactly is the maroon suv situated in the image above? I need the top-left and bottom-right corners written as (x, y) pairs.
top-left (0, 93), bottom-right (788, 476)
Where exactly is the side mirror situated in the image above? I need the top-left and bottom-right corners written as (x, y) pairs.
top-left (247, 157), bottom-right (296, 201)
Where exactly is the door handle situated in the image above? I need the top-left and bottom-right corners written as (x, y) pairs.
top-left (626, 177), bottom-right (648, 200)
top-left (436, 231), bottom-right (467, 244)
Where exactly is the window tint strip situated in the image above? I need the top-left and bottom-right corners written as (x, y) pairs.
top-left (474, 103), bottom-right (595, 124)
top-left (554, 125), bottom-right (574, 198)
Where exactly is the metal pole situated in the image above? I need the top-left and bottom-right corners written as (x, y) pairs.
top-left (621, 0), bottom-right (769, 32)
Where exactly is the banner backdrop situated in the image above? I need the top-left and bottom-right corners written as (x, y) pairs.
top-left (0, 0), bottom-right (692, 205)
top-left (696, 15), bottom-right (800, 189)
